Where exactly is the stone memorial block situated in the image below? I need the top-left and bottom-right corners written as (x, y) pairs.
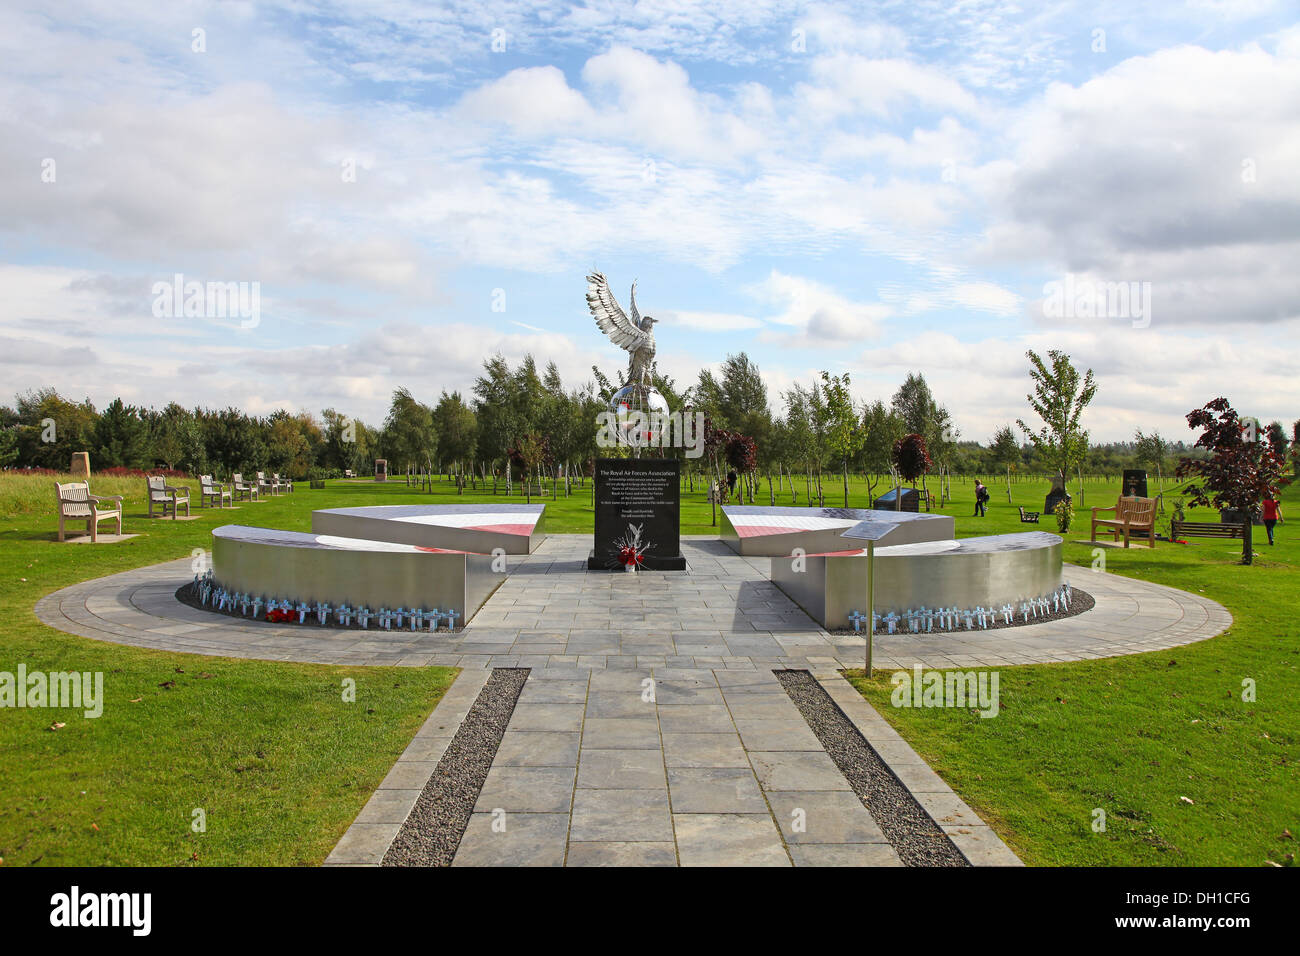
top-left (1122, 469), bottom-right (1148, 499)
top-left (374, 459), bottom-right (387, 482)
top-left (1044, 472), bottom-right (1071, 517)
top-left (70, 452), bottom-right (90, 479)
top-left (588, 457), bottom-right (686, 570)
top-left (872, 487), bottom-right (921, 512)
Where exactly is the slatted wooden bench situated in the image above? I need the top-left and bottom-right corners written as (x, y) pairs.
top-left (1091, 495), bottom-right (1157, 548)
top-left (147, 475), bottom-right (190, 519)
top-left (55, 481), bottom-right (123, 542)
top-left (1018, 506), bottom-right (1040, 523)
top-left (1171, 520), bottom-right (1246, 540)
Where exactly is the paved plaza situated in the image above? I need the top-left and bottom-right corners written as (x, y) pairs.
top-left (36, 535), bottom-right (1232, 671)
top-left (34, 534), bottom-right (1231, 867)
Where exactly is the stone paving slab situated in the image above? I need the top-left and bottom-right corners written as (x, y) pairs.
top-left (31, 533), bottom-right (1233, 866)
top-left (442, 665), bottom-right (1017, 866)
top-left (34, 536), bottom-right (1230, 670)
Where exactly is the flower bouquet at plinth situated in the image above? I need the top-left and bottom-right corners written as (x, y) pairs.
top-left (612, 523), bottom-right (650, 572)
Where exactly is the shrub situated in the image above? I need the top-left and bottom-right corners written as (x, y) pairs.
top-left (1053, 497), bottom-right (1073, 533)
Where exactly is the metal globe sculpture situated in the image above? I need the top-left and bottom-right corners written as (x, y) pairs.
top-left (609, 383), bottom-right (670, 448)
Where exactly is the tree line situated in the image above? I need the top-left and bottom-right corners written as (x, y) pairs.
top-left (4, 353), bottom-right (1296, 499)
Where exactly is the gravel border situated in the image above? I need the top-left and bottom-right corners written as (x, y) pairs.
top-left (827, 587), bottom-right (1095, 637)
top-left (382, 667), bottom-right (530, 867)
top-left (775, 669), bottom-right (967, 867)
top-left (174, 581), bottom-right (463, 632)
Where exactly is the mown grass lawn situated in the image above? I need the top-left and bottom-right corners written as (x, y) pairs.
top-left (2, 469), bottom-right (1295, 865)
top-left (845, 476), bottom-right (1299, 867)
top-left (0, 476), bottom-right (463, 866)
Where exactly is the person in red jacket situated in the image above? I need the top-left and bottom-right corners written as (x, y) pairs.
top-left (1261, 497), bottom-right (1284, 545)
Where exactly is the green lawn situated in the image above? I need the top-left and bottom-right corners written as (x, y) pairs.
top-left (846, 476), bottom-right (1299, 867)
top-left (0, 476), bottom-right (460, 866)
top-left (2, 469), bottom-right (1295, 866)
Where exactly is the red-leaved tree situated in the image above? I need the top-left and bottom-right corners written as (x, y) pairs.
top-left (1174, 398), bottom-right (1290, 565)
top-left (890, 433), bottom-right (932, 511)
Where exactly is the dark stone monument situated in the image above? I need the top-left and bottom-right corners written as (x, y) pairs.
top-left (588, 458), bottom-right (687, 571)
top-left (1219, 507), bottom-right (1262, 526)
top-left (1044, 472), bottom-right (1071, 517)
top-left (871, 487), bottom-right (920, 512)
top-left (1122, 469), bottom-right (1148, 499)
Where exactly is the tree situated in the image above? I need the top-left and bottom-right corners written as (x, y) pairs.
top-left (820, 371), bottom-right (863, 507)
top-left (0, 426), bottom-right (18, 468)
top-left (473, 355), bottom-right (520, 484)
top-left (891, 373), bottom-right (935, 435)
top-left (149, 403), bottom-right (206, 473)
top-left (990, 425), bottom-right (1020, 501)
top-left (432, 391), bottom-right (478, 489)
top-left (381, 387), bottom-right (437, 475)
top-left (1293, 419), bottom-right (1300, 477)
top-left (508, 433), bottom-right (548, 504)
top-left (891, 372), bottom-right (954, 501)
top-left (891, 433), bottom-right (932, 510)
top-left (1133, 429), bottom-right (1170, 491)
top-left (93, 397), bottom-right (150, 469)
top-left (1265, 421), bottom-right (1289, 464)
top-left (1015, 349), bottom-right (1097, 494)
top-left (13, 388), bottom-right (98, 470)
top-left (857, 399), bottom-right (905, 502)
top-left (1175, 397), bottom-right (1291, 565)
top-left (198, 406), bottom-right (266, 476)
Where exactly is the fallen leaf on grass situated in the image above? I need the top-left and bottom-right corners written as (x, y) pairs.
top-left (1179, 796), bottom-right (1194, 805)
top-left (128, 697), bottom-right (142, 703)
top-left (158, 680), bottom-right (175, 690)
top-left (48, 722), bottom-right (65, 731)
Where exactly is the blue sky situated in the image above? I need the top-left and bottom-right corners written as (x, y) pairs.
top-left (2, 0), bottom-right (1298, 442)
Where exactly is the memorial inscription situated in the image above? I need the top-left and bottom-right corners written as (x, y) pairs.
top-left (588, 457), bottom-right (686, 570)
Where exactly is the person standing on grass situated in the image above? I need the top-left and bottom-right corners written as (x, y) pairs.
top-left (974, 479), bottom-right (989, 517)
top-left (1262, 497), bottom-right (1283, 545)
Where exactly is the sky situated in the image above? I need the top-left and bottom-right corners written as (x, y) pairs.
top-left (2, 0), bottom-right (1298, 443)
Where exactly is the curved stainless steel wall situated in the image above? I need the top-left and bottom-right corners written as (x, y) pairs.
top-left (869, 533), bottom-right (1063, 614)
top-left (771, 531), bottom-right (1064, 629)
top-left (211, 526), bottom-right (505, 620)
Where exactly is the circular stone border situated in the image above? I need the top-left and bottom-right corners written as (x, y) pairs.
top-left (32, 537), bottom-right (1233, 670)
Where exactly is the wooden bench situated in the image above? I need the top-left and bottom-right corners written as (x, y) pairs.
top-left (147, 475), bottom-right (190, 519)
top-left (55, 481), bottom-right (123, 542)
top-left (199, 474), bottom-right (232, 509)
top-left (1091, 495), bottom-right (1156, 548)
top-left (1171, 520), bottom-right (1246, 540)
top-left (1018, 506), bottom-right (1040, 523)
top-left (232, 473), bottom-right (258, 501)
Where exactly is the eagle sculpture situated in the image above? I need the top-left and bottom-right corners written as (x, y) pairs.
top-left (586, 272), bottom-right (656, 388)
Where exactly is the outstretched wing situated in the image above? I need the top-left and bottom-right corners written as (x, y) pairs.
top-left (587, 272), bottom-right (649, 350)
